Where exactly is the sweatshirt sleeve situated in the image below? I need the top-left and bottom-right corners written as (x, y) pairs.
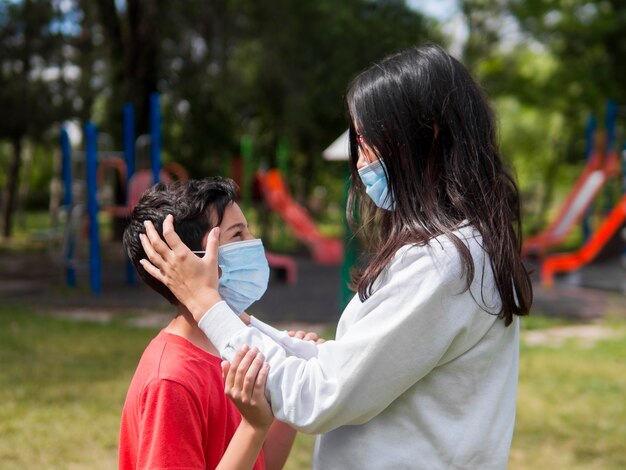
top-left (248, 316), bottom-right (319, 360)
top-left (198, 241), bottom-right (496, 434)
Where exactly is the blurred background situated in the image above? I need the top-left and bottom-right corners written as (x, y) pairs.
top-left (1, 0), bottom-right (625, 468)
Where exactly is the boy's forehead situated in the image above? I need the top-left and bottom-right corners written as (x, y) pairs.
top-left (206, 201), bottom-right (247, 230)
top-left (221, 202), bottom-right (247, 225)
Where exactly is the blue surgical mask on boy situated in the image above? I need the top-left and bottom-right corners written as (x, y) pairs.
top-left (358, 159), bottom-right (395, 210)
top-left (217, 238), bottom-right (270, 314)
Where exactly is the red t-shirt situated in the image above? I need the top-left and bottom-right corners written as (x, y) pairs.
top-left (119, 331), bottom-right (265, 470)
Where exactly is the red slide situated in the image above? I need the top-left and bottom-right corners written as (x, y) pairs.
top-left (257, 169), bottom-right (343, 265)
top-left (541, 194), bottom-right (626, 286)
top-left (523, 150), bottom-right (621, 257)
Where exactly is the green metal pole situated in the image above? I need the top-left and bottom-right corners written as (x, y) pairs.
top-left (340, 169), bottom-right (358, 309)
top-left (241, 135), bottom-right (253, 211)
top-left (277, 138), bottom-right (289, 175)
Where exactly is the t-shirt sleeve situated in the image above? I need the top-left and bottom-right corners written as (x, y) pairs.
top-left (136, 379), bottom-right (206, 470)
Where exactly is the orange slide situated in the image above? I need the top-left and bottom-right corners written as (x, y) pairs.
top-left (541, 194), bottom-right (626, 286)
top-left (257, 169), bottom-right (343, 265)
top-left (523, 149), bottom-right (621, 258)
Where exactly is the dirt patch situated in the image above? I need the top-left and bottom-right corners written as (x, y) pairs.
top-left (522, 324), bottom-right (623, 348)
top-left (46, 307), bottom-right (330, 335)
top-left (47, 307), bottom-right (172, 327)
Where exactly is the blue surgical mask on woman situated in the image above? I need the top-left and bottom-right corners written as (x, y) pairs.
top-left (217, 238), bottom-right (270, 314)
top-left (358, 159), bottom-right (395, 210)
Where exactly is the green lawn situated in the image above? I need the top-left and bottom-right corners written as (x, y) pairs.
top-left (1, 305), bottom-right (625, 469)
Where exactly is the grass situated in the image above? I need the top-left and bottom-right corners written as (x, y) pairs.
top-left (511, 315), bottom-right (626, 469)
top-left (1, 306), bottom-right (625, 469)
top-left (0, 305), bottom-right (155, 469)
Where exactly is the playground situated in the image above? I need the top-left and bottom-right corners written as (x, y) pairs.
top-left (2, 255), bottom-right (626, 469)
top-left (1, 96), bottom-right (625, 469)
top-left (2, 2), bottom-right (626, 468)
top-left (20, 97), bottom-right (624, 325)
top-left (28, 93), bottom-right (348, 326)
top-left (0, 85), bottom-right (625, 470)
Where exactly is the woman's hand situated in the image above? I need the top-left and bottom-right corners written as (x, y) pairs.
top-left (139, 214), bottom-right (222, 320)
top-left (222, 345), bottom-right (273, 431)
top-left (288, 329), bottom-right (326, 344)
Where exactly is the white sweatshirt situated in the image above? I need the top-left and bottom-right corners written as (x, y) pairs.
top-left (199, 225), bottom-right (520, 469)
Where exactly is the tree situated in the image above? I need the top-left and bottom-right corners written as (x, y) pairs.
top-left (457, 0), bottom-right (626, 233)
top-left (154, 0), bottom-right (438, 186)
top-left (94, 0), bottom-right (163, 138)
top-left (0, 0), bottom-right (68, 238)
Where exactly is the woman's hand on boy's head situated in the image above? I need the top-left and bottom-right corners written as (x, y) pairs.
top-left (139, 214), bottom-right (222, 320)
top-left (222, 346), bottom-right (273, 431)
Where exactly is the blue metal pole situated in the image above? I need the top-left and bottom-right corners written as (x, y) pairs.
top-left (150, 92), bottom-right (161, 184)
top-left (584, 114), bottom-right (596, 162)
top-left (623, 142), bottom-right (626, 195)
top-left (124, 103), bottom-right (136, 184)
top-left (605, 99), bottom-right (617, 152)
top-left (582, 114), bottom-right (597, 241)
top-left (123, 103), bottom-right (137, 285)
top-left (60, 128), bottom-right (75, 287)
top-left (85, 121), bottom-right (102, 294)
top-left (603, 100), bottom-right (619, 214)
top-left (60, 129), bottom-right (72, 207)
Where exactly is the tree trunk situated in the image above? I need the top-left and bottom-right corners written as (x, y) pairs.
top-left (3, 137), bottom-right (22, 238)
top-left (127, 0), bottom-right (159, 134)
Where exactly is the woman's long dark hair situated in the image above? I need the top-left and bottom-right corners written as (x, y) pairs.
top-left (346, 43), bottom-right (532, 326)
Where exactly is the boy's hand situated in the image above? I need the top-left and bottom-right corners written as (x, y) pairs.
top-left (222, 346), bottom-right (273, 431)
top-left (288, 329), bottom-right (326, 344)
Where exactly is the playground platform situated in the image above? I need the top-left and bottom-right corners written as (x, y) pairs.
top-left (0, 242), bottom-right (343, 325)
top-left (2, 243), bottom-right (624, 325)
top-left (555, 257), bottom-right (626, 293)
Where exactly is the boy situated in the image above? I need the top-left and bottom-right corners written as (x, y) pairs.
top-left (119, 177), bottom-right (296, 469)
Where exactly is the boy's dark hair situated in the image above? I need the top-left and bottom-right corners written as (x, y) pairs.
top-left (123, 177), bottom-right (238, 305)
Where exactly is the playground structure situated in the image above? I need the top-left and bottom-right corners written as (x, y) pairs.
top-left (256, 169), bottom-right (343, 265)
top-left (522, 139), bottom-right (621, 258)
top-left (523, 103), bottom-right (622, 258)
top-left (541, 194), bottom-right (626, 286)
top-left (58, 97), bottom-right (344, 294)
top-left (530, 101), bottom-right (626, 287)
top-left (58, 93), bottom-right (182, 293)
top-left (233, 135), bottom-right (344, 268)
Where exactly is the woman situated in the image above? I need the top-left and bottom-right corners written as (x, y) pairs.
top-left (140, 43), bottom-right (532, 469)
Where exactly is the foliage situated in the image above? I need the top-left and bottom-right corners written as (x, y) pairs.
top-left (0, 0), bottom-right (71, 237)
top-left (462, 0), bottom-right (626, 108)
top-left (156, 0), bottom-right (438, 186)
top-left (0, 1), bottom-right (68, 141)
top-left (495, 94), bottom-right (583, 233)
top-left (459, 1), bottom-right (626, 235)
top-left (0, 0), bottom-right (440, 240)
top-left (4, 0), bottom-right (626, 242)
top-left (508, 0), bottom-right (626, 108)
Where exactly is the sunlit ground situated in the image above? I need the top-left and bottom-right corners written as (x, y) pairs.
top-left (0, 306), bottom-right (625, 469)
